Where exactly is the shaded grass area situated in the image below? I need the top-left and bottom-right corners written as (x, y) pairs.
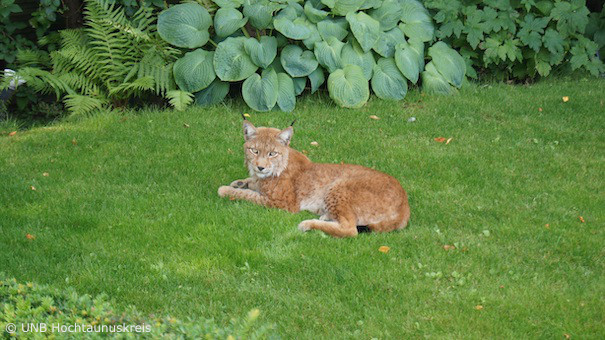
top-left (1, 78), bottom-right (604, 338)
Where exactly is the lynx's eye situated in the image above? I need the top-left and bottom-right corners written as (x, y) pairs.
top-left (249, 148), bottom-right (258, 155)
top-left (268, 151), bottom-right (278, 157)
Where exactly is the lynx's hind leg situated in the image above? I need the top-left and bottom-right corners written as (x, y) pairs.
top-left (298, 190), bottom-right (358, 238)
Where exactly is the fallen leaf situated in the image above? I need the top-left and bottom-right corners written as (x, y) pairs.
top-left (564, 334), bottom-right (570, 339)
top-left (499, 285), bottom-right (504, 289)
top-left (8, 131), bottom-right (17, 136)
top-left (378, 246), bottom-right (390, 253)
top-left (407, 117), bottom-right (416, 122)
top-left (578, 216), bottom-right (585, 223)
top-left (42, 172), bottom-right (49, 177)
top-left (443, 244), bottom-right (456, 251)
top-left (310, 141), bottom-right (319, 146)
top-left (545, 223), bottom-right (550, 229)
top-left (474, 305), bottom-right (483, 310)
top-left (30, 186), bottom-right (36, 191)
top-left (71, 138), bottom-right (77, 145)
top-left (183, 123), bottom-right (190, 128)
top-left (538, 107), bottom-right (543, 112)
top-left (243, 113), bottom-right (251, 118)
top-left (562, 96), bottom-right (569, 102)
top-left (26, 233), bottom-right (35, 240)
top-left (446, 137), bottom-right (453, 144)
top-left (434, 137), bottom-right (446, 143)
top-left (369, 115), bottom-right (379, 120)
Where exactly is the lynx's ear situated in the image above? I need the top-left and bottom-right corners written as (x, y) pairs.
top-left (277, 126), bottom-right (293, 146)
top-left (243, 120), bottom-right (257, 141)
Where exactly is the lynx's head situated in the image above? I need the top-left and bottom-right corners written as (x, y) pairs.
top-left (242, 120), bottom-right (293, 179)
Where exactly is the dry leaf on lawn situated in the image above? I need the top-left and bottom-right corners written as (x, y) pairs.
top-left (30, 186), bottom-right (36, 191)
top-left (26, 233), bottom-right (35, 240)
top-left (474, 305), bottom-right (483, 310)
top-left (310, 141), bottom-right (319, 146)
top-left (562, 96), bottom-right (569, 102)
top-left (446, 137), bottom-right (453, 144)
top-left (369, 115), bottom-right (379, 120)
top-left (71, 138), bottom-right (77, 145)
top-left (443, 244), bottom-right (456, 251)
top-left (378, 246), bottom-right (390, 253)
top-left (8, 131), bottom-right (17, 136)
top-left (578, 216), bottom-right (585, 223)
top-left (434, 137), bottom-right (446, 143)
top-left (43, 172), bottom-right (49, 177)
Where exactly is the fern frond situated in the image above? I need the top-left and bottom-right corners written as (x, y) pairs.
top-left (15, 67), bottom-right (75, 98)
top-left (109, 76), bottom-right (155, 97)
top-left (166, 90), bottom-right (194, 111)
top-left (58, 72), bottom-right (104, 97)
top-left (16, 49), bottom-right (51, 67)
top-left (63, 94), bottom-right (106, 116)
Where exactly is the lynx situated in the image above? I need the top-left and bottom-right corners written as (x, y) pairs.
top-left (218, 119), bottom-right (410, 237)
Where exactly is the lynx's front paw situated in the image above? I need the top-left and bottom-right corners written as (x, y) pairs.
top-left (218, 186), bottom-right (235, 198)
top-left (229, 179), bottom-right (248, 189)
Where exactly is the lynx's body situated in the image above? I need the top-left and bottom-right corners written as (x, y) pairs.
top-left (218, 120), bottom-right (410, 238)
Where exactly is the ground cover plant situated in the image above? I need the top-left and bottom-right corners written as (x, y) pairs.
top-left (0, 274), bottom-right (275, 338)
top-left (1, 78), bottom-right (604, 338)
top-left (422, 0), bottom-right (605, 79)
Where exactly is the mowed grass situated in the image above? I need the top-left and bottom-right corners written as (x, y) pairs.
top-left (1, 78), bottom-right (604, 338)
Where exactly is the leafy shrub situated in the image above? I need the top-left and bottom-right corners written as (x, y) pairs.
top-left (422, 0), bottom-right (605, 80)
top-left (0, 275), bottom-right (276, 339)
top-left (157, 0), bottom-right (468, 112)
top-left (3, 0), bottom-right (193, 116)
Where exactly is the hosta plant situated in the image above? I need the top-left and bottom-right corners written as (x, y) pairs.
top-left (158, 0), bottom-right (467, 112)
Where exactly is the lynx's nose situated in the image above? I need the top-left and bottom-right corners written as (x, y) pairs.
top-left (257, 166), bottom-right (265, 171)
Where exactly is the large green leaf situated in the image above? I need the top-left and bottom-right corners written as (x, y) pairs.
top-left (244, 36), bottom-right (277, 69)
top-left (243, 0), bottom-right (280, 29)
top-left (369, 0), bottom-right (403, 31)
top-left (327, 64), bottom-right (369, 108)
top-left (322, 0), bottom-right (364, 16)
top-left (302, 24), bottom-right (323, 50)
top-left (399, 0), bottom-right (434, 42)
top-left (360, 0), bottom-right (382, 10)
top-left (427, 41), bottom-right (465, 88)
top-left (213, 0), bottom-right (244, 8)
top-left (276, 73), bottom-right (296, 112)
top-left (394, 39), bottom-right (424, 83)
top-left (317, 18), bottom-right (349, 41)
top-left (274, 17), bottom-right (313, 40)
top-left (293, 77), bottom-right (307, 95)
top-left (173, 49), bottom-right (216, 93)
top-left (194, 79), bottom-right (230, 106)
top-left (371, 57), bottom-right (407, 100)
top-left (304, 1), bottom-right (329, 23)
top-left (308, 67), bottom-right (325, 93)
top-left (242, 68), bottom-right (278, 111)
top-left (214, 37), bottom-right (258, 81)
top-left (346, 12), bottom-right (381, 52)
top-left (158, 3), bottom-right (212, 48)
top-left (373, 26), bottom-right (406, 57)
top-left (314, 37), bottom-right (345, 73)
top-left (421, 61), bottom-right (454, 95)
top-left (214, 7), bottom-right (248, 38)
top-left (341, 41), bottom-right (375, 80)
top-left (280, 44), bottom-right (319, 77)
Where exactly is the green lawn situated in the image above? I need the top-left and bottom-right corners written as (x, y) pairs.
top-left (1, 78), bottom-right (604, 338)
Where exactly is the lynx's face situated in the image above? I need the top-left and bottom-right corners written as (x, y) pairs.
top-left (242, 120), bottom-right (293, 178)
